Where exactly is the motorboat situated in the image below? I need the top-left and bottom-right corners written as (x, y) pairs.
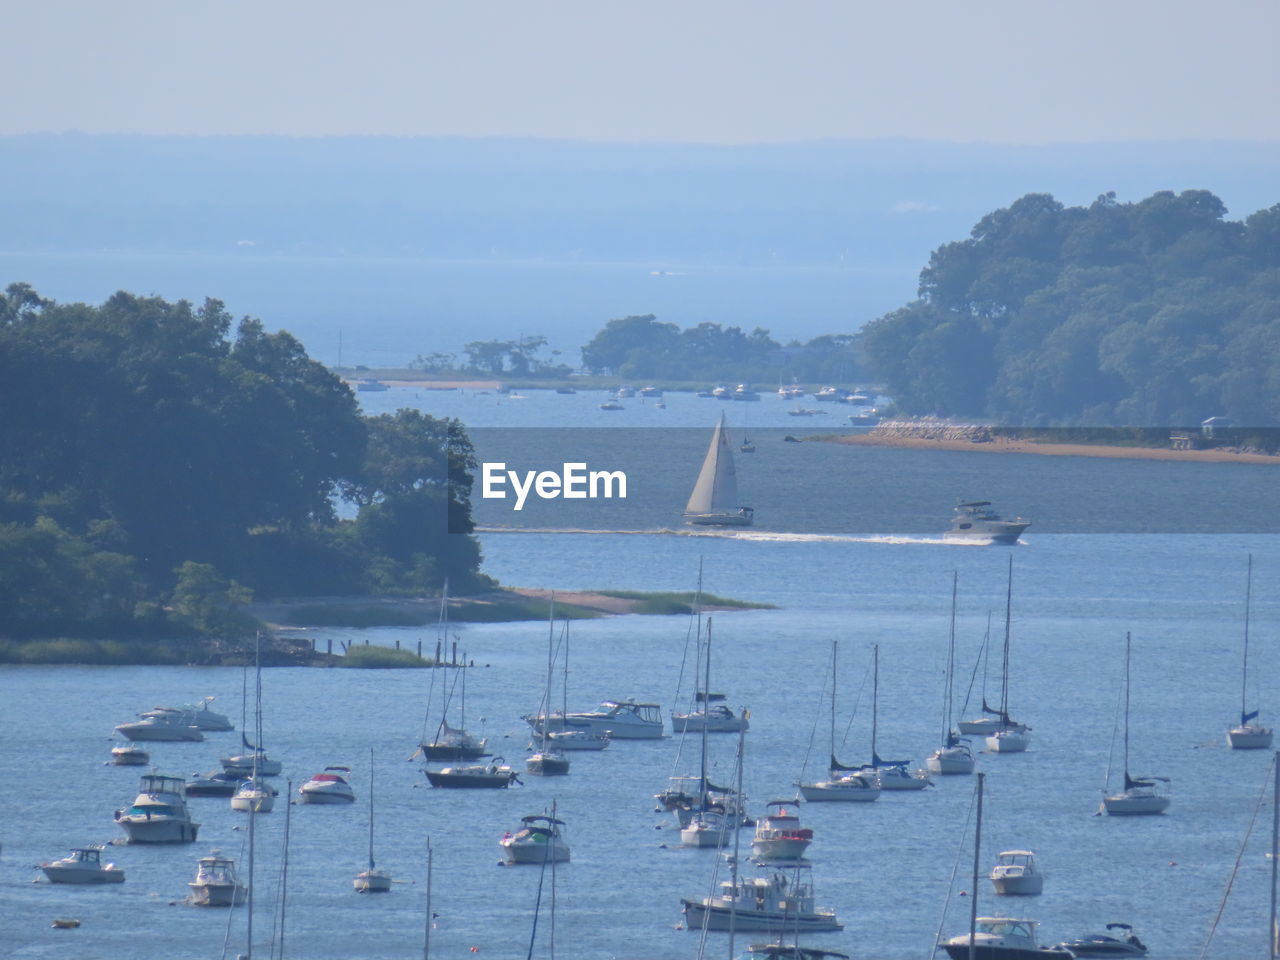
top-left (500, 814), bottom-right (571, 864)
top-left (711, 384), bottom-right (733, 400)
top-left (683, 415), bottom-right (754, 527)
top-left (733, 384), bottom-right (760, 401)
top-left (298, 766), bottom-right (357, 804)
top-left (425, 758), bottom-right (519, 789)
top-left (615, 384), bottom-right (636, 398)
top-left (114, 713), bottom-right (205, 742)
top-left (221, 746), bottom-right (283, 777)
top-left (1054, 923), bottom-right (1148, 956)
top-left (354, 379), bottom-right (389, 392)
top-left (751, 802), bottom-right (813, 862)
top-left (672, 697), bottom-right (750, 734)
top-left (40, 846), bottom-right (125, 884)
top-left (681, 808), bottom-right (735, 848)
top-left (141, 696), bottom-right (234, 731)
top-left (525, 699), bottom-right (664, 739)
top-left (230, 777), bottom-right (276, 813)
top-left (735, 946), bottom-right (849, 960)
top-left (110, 744), bottom-right (150, 766)
top-left (185, 770), bottom-right (243, 797)
top-left (872, 761), bottom-right (932, 790)
top-left (944, 500), bottom-right (1030, 544)
top-left (639, 385), bottom-right (662, 397)
top-left (847, 410), bottom-right (880, 426)
top-left (990, 850), bottom-right (1044, 895)
top-left (1100, 633), bottom-right (1170, 816)
top-left (682, 863), bottom-right (842, 933)
top-left (544, 729), bottom-right (610, 751)
top-left (798, 772), bottom-right (880, 803)
top-left (941, 918), bottom-right (1074, 959)
top-left (187, 853), bottom-right (247, 906)
top-left (986, 728), bottom-right (1031, 753)
top-left (114, 773), bottom-right (200, 843)
top-left (814, 386), bottom-right (841, 402)
top-left (788, 408), bottom-right (824, 417)
top-left (599, 400), bottom-right (624, 410)
top-left (1228, 555), bottom-right (1272, 750)
top-left (354, 748), bottom-right (392, 892)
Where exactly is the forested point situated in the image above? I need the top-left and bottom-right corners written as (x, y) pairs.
top-left (0, 285), bottom-right (489, 642)
top-left (861, 190), bottom-right (1280, 426)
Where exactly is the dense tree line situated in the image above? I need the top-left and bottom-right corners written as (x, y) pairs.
top-left (579, 315), bottom-right (869, 384)
top-left (860, 190), bottom-right (1280, 426)
top-left (0, 285), bottom-right (487, 640)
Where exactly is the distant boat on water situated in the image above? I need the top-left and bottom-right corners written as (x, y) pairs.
top-left (684, 414), bottom-right (754, 527)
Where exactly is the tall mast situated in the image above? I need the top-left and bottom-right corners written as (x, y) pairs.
top-left (1000, 557), bottom-right (1013, 718)
top-left (1243, 555), bottom-right (1254, 724)
top-left (945, 571), bottom-right (958, 741)
top-left (728, 710), bottom-right (747, 959)
top-left (830, 641), bottom-right (839, 766)
top-left (278, 779), bottom-right (291, 960)
top-left (1270, 752), bottom-right (1278, 960)
top-left (871, 644), bottom-right (879, 761)
top-left (247, 632), bottom-right (259, 959)
top-left (544, 594), bottom-right (555, 752)
top-left (423, 839), bottom-right (433, 960)
top-left (699, 618), bottom-right (712, 805)
top-left (1123, 632), bottom-right (1132, 781)
top-left (367, 747), bottom-right (376, 869)
top-left (969, 772), bottom-right (984, 960)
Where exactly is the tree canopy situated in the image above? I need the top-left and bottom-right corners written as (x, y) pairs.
top-left (860, 191), bottom-right (1280, 426)
top-left (0, 286), bottom-right (488, 640)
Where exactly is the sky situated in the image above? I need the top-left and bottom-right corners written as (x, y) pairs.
top-left (5, 0), bottom-right (1279, 144)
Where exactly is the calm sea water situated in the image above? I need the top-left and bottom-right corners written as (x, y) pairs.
top-left (4, 390), bottom-right (1279, 959)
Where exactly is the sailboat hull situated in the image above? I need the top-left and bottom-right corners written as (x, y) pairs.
top-left (683, 512), bottom-right (753, 527)
top-left (1228, 725), bottom-right (1273, 750)
top-left (526, 752), bottom-right (570, 776)
top-left (799, 780), bottom-right (880, 802)
top-left (422, 744), bottom-right (489, 760)
top-left (353, 869), bottom-right (392, 892)
top-left (1102, 791), bottom-right (1169, 815)
top-left (986, 730), bottom-right (1030, 752)
top-left (927, 748), bottom-right (976, 775)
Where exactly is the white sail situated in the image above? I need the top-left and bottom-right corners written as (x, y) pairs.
top-left (685, 415), bottom-right (741, 517)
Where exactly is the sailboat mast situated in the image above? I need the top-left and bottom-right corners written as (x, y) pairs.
top-left (423, 839), bottom-right (433, 960)
top-left (945, 571), bottom-right (958, 741)
top-left (544, 595), bottom-right (555, 752)
top-left (830, 641), bottom-right (839, 766)
top-left (969, 772), bottom-right (984, 960)
top-left (1123, 632), bottom-right (1132, 781)
top-left (699, 618), bottom-right (712, 804)
top-left (368, 747), bottom-right (376, 869)
top-left (1001, 558), bottom-right (1013, 717)
top-left (278, 779), bottom-right (291, 960)
top-left (1243, 555), bottom-right (1254, 723)
top-left (871, 644), bottom-right (879, 760)
top-left (728, 712), bottom-right (747, 959)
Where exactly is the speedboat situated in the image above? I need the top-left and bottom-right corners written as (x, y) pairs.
top-left (682, 864), bottom-right (841, 933)
top-left (525, 700), bottom-right (664, 739)
top-left (114, 714), bottom-right (205, 742)
top-left (230, 777), bottom-right (276, 813)
top-left (220, 748), bottom-right (283, 777)
top-left (1054, 923), bottom-right (1148, 956)
top-left (425, 758), bottom-right (519, 789)
top-left (500, 814), bottom-right (570, 864)
top-left (735, 946), bottom-right (849, 960)
top-left (185, 770), bottom-right (243, 797)
top-left (711, 384), bottom-right (733, 399)
top-left (639, 385), bottom-right (663, 397)
top-left (990, 850), bottom-right (1044, 895)
top-left (944, 501), bottom-right (1030, 544)
top-left (544, 729), bottom-right (610, 751)
top-left (672, 698), bottom-right (750, 734)
top-left (141, 697), bottom-right (234, 731)
top-left (110, 744), bottom-right (150, 766)
top-left (187, 853), bottom-right (247, 906)
top-left (733, 384), bottom-right (760, 401)
top-left (798, 772), bottom-right (880, 803)
top-left (40, 846), bottom-right (125, 884)
top-left (751, 801), bottom-right (813, 862)
top-left (298, 766), bottom-right (356, 804)
top-left (114, 773), bottom-right (200, 843)
top-left (941, 918), bottom-right (1074, 959)
top-left (615, 385), bottom-right (636, 398)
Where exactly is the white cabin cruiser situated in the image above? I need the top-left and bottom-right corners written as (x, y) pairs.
top-left (500, 814), bottom-right (570, 864)
top-left (990, 850), bottom-right (1044, 895)
top-left (944, 501), bottom-right (1030, 544)
top-left (751, 802), bottom-right (813, 862)
top-left (114, 713), bottom-right (205, 742)
top-left (672, 697), bottom-right (750, 734)
top-left (545, 729), bottom-right (610, 750)
top-left (186, 770), bottom-right (242, 797)
top-left (187, 853), bottom-right (247, 906)
top-left (115, 773), bottom-right (200, 843)
top-left (40, 846), bottom-right (125, 884)
top-left (110, 744), bottom-right (150, 766)
top-left (298, 766), bottom-right (356, 804)
top-left (682, 864), bottom-right (842, 933)
top-left (525, 699), bottom-right (664, 739)
top-left (941, 917), bottom-right (1073, 959)
top-left (141, 696), bottom-right (234, 731)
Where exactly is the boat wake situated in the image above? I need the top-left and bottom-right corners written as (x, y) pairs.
top-left (477, 526), bottom-right (1002, 546)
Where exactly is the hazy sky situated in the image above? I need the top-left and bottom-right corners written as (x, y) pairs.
top-left (6, 0), bottom-right (1279, 144)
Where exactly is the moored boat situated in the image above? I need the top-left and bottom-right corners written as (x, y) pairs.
top-left (185, 770), bottom-right (242, 797)
top-left (500, 813), bottom-right (570, 864)
top-left (40, 846), bottom-right (125, 884)
top-left (751, 801), bottom-right (813, 862)
top-left (1100, 633), bottom-right (1170, 816)
top-left (525, 699), bottom-right (664, 739)
top-left (425, 758), bottom-right (519, 789)
top-left (1227, 555), bottom-right (1272, 750)
top-left (941, 917), bottom-right (1073, 960)
top-left (114, 773), bottom-right (200, 843)
top-left (682, 863), bottom-right (842, 933)
top-left (110, 744), bottom-right (150, 766)
top-left (141, 696), bottom-right (233, 731)
top-left (114, 714), bottom-right (205, 742)
top-left (990, 850), bottom-right (1044, 895)
top-left (298, 766), bottom-right (357, 804)
top-left (1054, 923), bottom-right (1148, 956)
top-left (187, 853), bottom-right (247, 906)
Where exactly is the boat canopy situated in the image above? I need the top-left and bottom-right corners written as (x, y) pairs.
top-left (139, 774), bottom-right (187, 795)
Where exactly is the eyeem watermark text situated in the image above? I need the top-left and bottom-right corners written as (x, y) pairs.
top-left (481, 462), bottom-right (627, 511)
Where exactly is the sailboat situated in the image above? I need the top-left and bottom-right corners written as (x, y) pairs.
top-left (983, 558), bottom-right (1031, 753)
top-left (680, 619), bottom-right (743, 847)
top-left (673, 571), bottom-right (749, 734)
top-left (928, 572), bottom-right (976, 775)
top-left (527, 597), bottom-right (570, 777)
top-left (354, 747), bottom-right (392, 892)
top-left (859, 644), bottom-right (930, 789)
top-left (420, 583), bottom-right (489, 761)
top-left (1100, 632), bottom-right (1170, 815)
top-left (231, 632), bottom-right (276, 814)
top-left (684, 414), bottom-right (755, 526)
top-left (798, 641), bottom-right (880, 802)
top-left (544, 621), bottom-right (609, 751)
top-left (222, 637), bottom-right (283, 778)
top-left (1228, 555), bottom-right (1272, 750)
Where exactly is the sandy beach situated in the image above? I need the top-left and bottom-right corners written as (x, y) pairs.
top-left (826, 432), bottom-right (1280, 464)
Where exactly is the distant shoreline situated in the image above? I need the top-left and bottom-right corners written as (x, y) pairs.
top-left (824, 433), bottom-right (1280, 465)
